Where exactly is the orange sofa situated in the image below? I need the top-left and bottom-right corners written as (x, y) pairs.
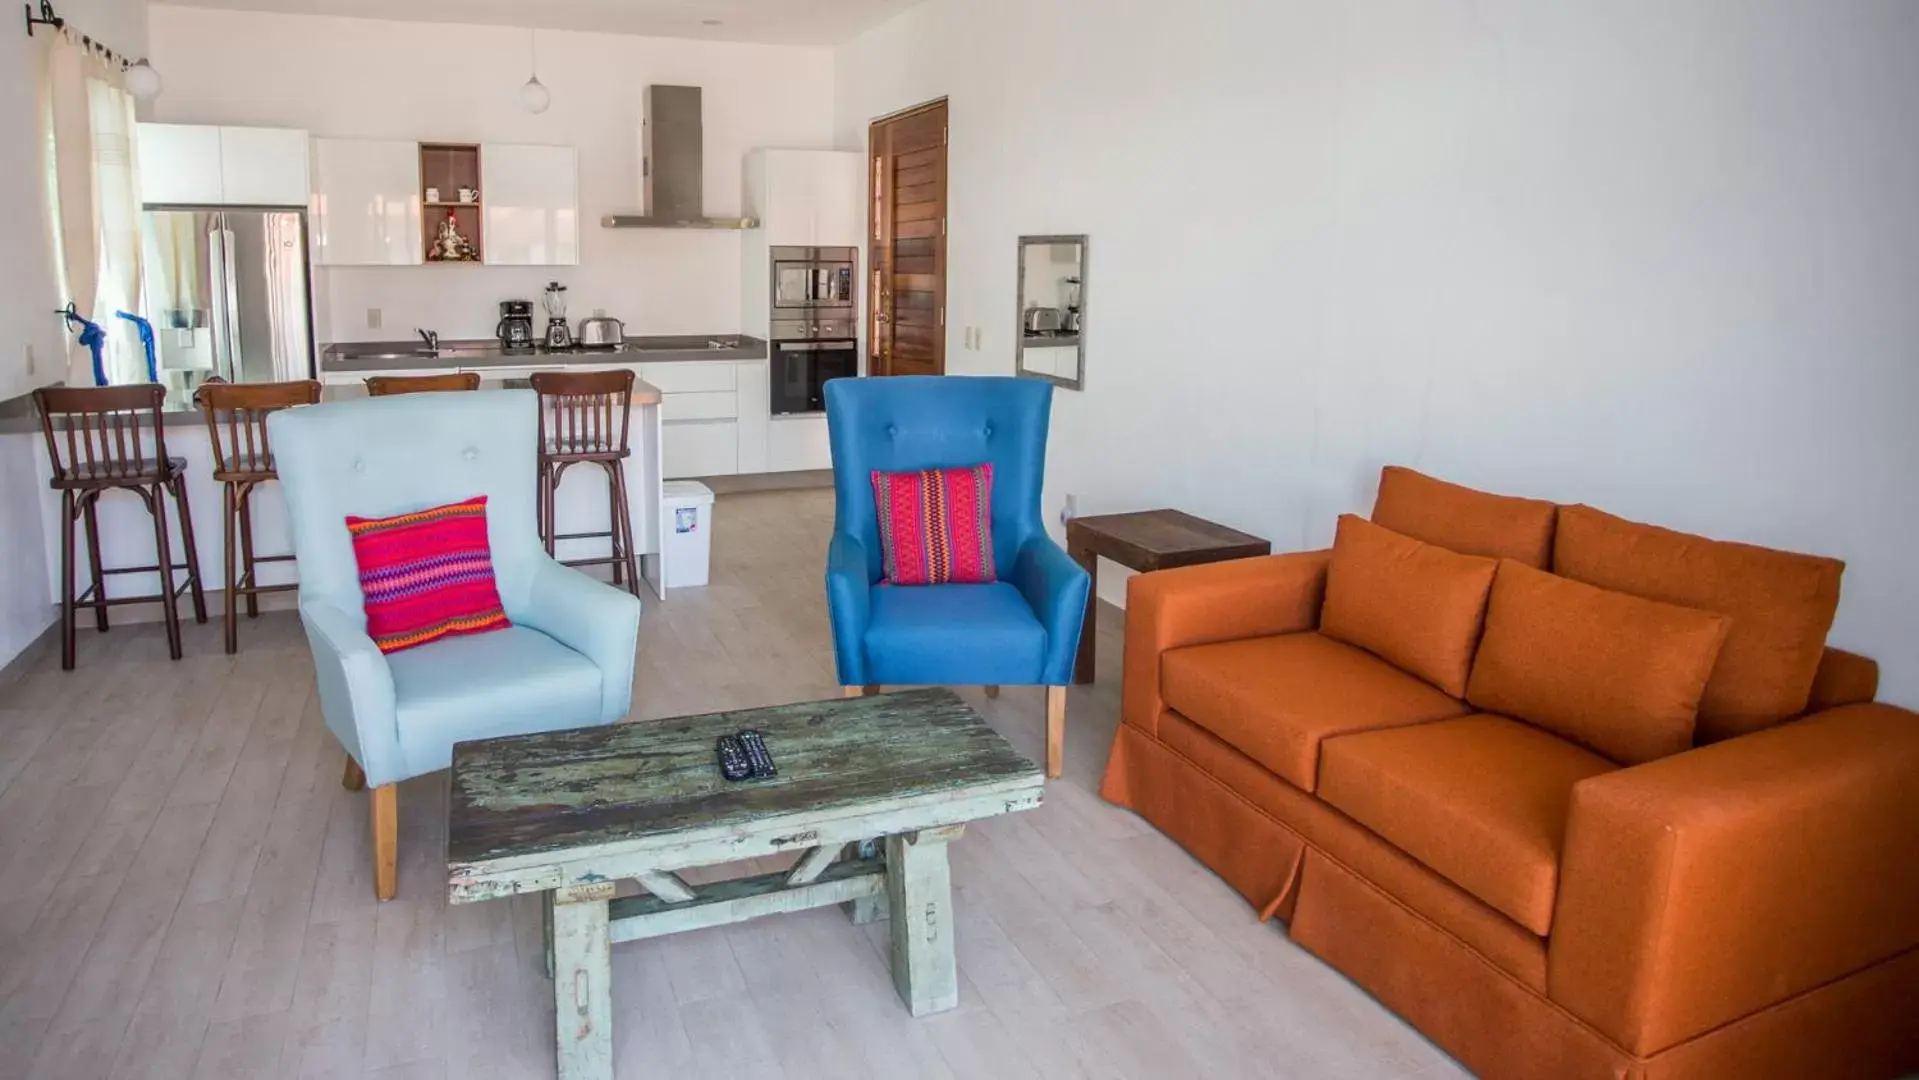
top-left (1099, 467), bottom-right (1919, 1080)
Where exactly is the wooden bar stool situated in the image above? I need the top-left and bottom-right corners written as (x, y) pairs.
top-left (197, 379), bottom-right (322, 654)
top-left (364, 372), bottom-right (481, 396)
top-left (531, 369), bottom-right (641, 595)
top-left (34, 385), bottom-right (207, 669)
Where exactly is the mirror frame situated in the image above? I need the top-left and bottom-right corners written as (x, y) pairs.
top-left (1015, 234), bottom-right (1086, 391)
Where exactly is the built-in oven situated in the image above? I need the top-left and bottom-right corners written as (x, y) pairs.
top-left (771, 246), bottom-right (857, 315)
top-left (770, 338), bottom-right (859, 416)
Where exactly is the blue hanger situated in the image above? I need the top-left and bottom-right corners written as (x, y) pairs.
top-left (116, 311), bottom-right (158, 383)
top-left (58, 303), bottom-right (108, 386)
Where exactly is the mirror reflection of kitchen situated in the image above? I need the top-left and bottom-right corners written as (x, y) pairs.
top-left (1017, 234), bottom-right (1086, 390)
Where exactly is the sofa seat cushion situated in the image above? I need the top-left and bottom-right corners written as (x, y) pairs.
top-left (1162, 631), bottom-right (1469, 792)
top-left (1319, 713), bottom-right (1618, 935)
top-left (392, 625), bottom-right (604, 777)
top-left (863, 582), bottom-right (1046, 685)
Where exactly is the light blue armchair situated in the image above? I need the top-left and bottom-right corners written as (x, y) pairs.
top-left (824, 376), bottom-right (1090, 777)
top-left (269, 390), bottom-right (643, 899)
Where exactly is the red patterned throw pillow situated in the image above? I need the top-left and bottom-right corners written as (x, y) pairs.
top-left (871, 465), bottom-right (997, 585)
top-left (346, 495), bottom-right (510, 654)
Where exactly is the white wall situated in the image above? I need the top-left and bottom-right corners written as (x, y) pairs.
top-left (0, 0), bottom-right (149, 668)
top-left (148, 5), bottom-right (836, 343)
top-left (836, 0), bottom-right (1919, 706)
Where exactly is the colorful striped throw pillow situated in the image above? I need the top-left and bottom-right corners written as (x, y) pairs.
top-left (871, 465), bottom-right (997, 585)
top-left (346, 495), bottom-right (510, 654)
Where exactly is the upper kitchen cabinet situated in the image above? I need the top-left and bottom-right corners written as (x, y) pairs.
top-left (139, 123), bottom-right (309, 206)
top-left (311, 138), bottom-right (423, 266)
top-left (745, 149), bottom-right (865, 248)
top-left (481, 144), bottom-right (580, 266)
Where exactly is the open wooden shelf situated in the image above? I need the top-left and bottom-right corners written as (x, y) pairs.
top-left (421, 143), bottom-right (484, 263)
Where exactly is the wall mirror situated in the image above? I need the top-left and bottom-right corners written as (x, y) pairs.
top-left (1016, 235), bottom-right (1086, 390)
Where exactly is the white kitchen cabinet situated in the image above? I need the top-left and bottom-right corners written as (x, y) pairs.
top-left (662, 421), bottom-right (739, 479)
top-left (137, 124), bottom-right (223, 205)
top-left (745, 149), bottom-right (865, 247)
top-left (766, 415), bottom-right (831, 472)
top-left (218, 126), bottom-right (310, 206)
top-left (481, 144), bottom-right (579, 266)
top-left (138, 124), bottom-right (310, 206)
top-left (311, 138), bottom-right (422, 266)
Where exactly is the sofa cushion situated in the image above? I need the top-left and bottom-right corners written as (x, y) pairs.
top-left (863, 581), bottom-right (1046, 685)
top-left (1552, 505), bottom-right (1843, 742)
top-left (392, 625), bottom-right (603, 777)
top-left (1321, 514), bottom-right (1498, 698)
top-left (1467, 561), bottom-right (1730, 765)
top-left (1372, 466), bottom-right (1558, 568)
top-left (1319, 713), bottom-right (1618, 935)
top-left (1162, 631), bottom-right (1469, 792)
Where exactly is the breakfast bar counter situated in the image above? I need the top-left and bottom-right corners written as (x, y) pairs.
top-left (1, 379), bottom-right (683, 632)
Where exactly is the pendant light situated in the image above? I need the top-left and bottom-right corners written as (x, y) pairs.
top-left (518, 28), bottom-right (550, 114)
top-left (124, 58), bottom-right (163, 101)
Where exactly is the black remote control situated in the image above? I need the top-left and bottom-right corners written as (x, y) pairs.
top-left (738, 730), bottom-right (777, 779)
top-left (716, 735), bottom-right (753, 782)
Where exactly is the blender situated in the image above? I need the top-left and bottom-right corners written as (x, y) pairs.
top-left (542, 281), bottom-right (572, 348)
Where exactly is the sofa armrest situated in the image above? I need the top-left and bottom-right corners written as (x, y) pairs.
top-left (299, 600), bottom-right (403, 787)
top-left (1805, 646), bottom-right (1879, 712)
top-left (515, 557), bottom-right (644, 723)
top-left (1121, 550), bottom-right (1330, 736)
top-left (1009, 534), bottom-right (1093, 685)
top-left (1549, 703), bottom-right (1919, 1055)
top-left (824, 532), bottom-right (874, 687)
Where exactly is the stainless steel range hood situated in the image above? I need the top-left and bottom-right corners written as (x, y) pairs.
top-left (603, 85), bottom-right (757, 230)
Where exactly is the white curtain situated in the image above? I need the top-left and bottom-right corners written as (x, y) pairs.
top-left (41, 34), bottom-right (146, 385)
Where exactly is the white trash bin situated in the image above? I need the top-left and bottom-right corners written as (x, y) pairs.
top-left (661, 480), bottom-right (716, 588)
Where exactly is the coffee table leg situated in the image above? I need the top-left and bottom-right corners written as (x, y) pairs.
top-left (552, 890), bottom-right (613, 1080)
top-left (1070, 539), bottom-right (1098, 684)
top-left (885, 826), bottom-right (962, 1017)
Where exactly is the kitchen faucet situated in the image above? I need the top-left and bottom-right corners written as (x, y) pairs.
top-left (416, 328), bottom-right (440, 352)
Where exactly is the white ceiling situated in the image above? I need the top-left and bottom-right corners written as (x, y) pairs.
top-left (156, 0), bottom-right (909, 46)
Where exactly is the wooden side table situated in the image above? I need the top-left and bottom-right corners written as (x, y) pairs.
top-left (1065, 509), bottom-right (1272, 684)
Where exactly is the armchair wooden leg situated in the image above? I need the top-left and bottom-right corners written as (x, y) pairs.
top-left (844, 685), bottom-right (880, 698)
top-left (371, 784), bottom-right (397, 901)
top-left (342, 754), bottom-right (366, 792)
top-left (1045, 686), bottom-right (1066, 779)
top-left (983, 685), bottom-right (1000, 699)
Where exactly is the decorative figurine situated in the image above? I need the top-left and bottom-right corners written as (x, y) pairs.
top-left (429, 210), bottom-right (478, 262)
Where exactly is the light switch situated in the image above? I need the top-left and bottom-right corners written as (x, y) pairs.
top-left (367, 308), bottom-right (383, 330)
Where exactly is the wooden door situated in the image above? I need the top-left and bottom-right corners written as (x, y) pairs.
top-left (868, 101), bottom-right (947, 377)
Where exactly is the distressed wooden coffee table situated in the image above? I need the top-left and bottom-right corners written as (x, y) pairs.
top-left (445, 687), bottom-right (1045, 1080)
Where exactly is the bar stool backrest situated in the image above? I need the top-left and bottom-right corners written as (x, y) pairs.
top-left (364, 373), bottom-right (482, 396)
top-left (197, 379), bottom-right (323, 478)
top-left (34, 384), bottom-right (170, 486)
top-left (530, 369), bottom-right (634, 459)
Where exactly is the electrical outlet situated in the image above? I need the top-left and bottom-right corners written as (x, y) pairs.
top-left (593, 308), bottom-right (606, 318)
top-left (1060, 493), bottom-right (1078, 527)
top-left (367, 308), bottom-right (383, 330)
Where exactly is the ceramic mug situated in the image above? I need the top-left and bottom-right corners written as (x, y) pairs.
top-left (425, 186), bottom-right (441, 202)
top-left (458, 186), bottom-right (478, 203)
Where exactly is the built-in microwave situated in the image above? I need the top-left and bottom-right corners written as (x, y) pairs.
top-left (770, 338), bottom-right (858, 415)
top-left (771, 246), bottom-right (857, 313)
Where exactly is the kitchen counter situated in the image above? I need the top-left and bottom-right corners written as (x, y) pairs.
top-left (321, 334), bottom-right (766, 373)
top-left (0, 378), bottom-right (666, 433)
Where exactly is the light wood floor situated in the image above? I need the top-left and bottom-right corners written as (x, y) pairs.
top-left (0, 489), bottom-right (1469, 1080)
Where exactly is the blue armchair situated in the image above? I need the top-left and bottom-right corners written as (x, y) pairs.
top-left (824, 376), bottom-right (1090, 777)
top-left (269, 390), bottom-right (643, 899)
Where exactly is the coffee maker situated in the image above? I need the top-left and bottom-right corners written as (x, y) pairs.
top-left (496, 300), bottom-right (535, 350)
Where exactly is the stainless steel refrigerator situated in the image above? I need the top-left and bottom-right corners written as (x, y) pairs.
top-left (140, 209), bottom-right (315, 401)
